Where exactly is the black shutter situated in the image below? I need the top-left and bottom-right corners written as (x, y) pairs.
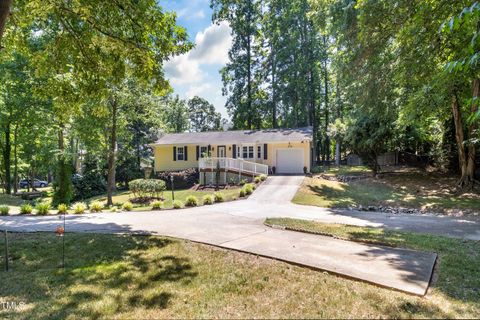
top-left (207, 145), bottom-right (211, 156)
top-left (184, 146), bottom-right (188, 161)
top-left (173, 146), bottom-right (177, 161)
top-left (264, 144), bottom-right (268, 160)
top-left (196, 145), bottom-right (199, 160)
top-left (232, 144), bottom-right (236, 158)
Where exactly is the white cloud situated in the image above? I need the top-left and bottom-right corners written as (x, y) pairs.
top-left (186, 83), bottom-right (214, 98)
top-left (165, 21), bottom-right (232, 85)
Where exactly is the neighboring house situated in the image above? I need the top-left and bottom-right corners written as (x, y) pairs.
top-left (151, 127), bottom-right (313, 175)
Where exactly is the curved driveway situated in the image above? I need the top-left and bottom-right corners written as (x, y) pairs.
top-left (2, 175), bottom-right (478, 295)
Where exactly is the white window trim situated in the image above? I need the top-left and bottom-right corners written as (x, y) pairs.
top-left (200, 146), bottom-right (208, 158)
top-left (176, 146), bottom-right (184, 161)
top-left (240, 144), bottom-right (255, 159)
top-left (257, 145), bottom-right (263, 159)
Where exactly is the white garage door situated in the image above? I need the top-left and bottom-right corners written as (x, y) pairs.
top-left (276, 149), bottom-right (304, 174)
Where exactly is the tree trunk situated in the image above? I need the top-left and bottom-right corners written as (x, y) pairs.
top-left (13, 123), bottom-right (18, 194)
top-left (2, 122), bottom-right (11, 194)
top-left (107, 97), bottom-right (118, 206)
top-left (271, 43), bottom-right (277, 129)
top-left (451, 93), bottom-right (472, 188)
top-left (461, 79), bottom-right (479, 188)
top-left (323, 36), bottom-right (330, 165)
top-left (0, 0), bottom-right (12, 48)
top-left (335, 142), bottom-right (341, 166)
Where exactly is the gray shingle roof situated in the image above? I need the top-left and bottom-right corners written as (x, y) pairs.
top-left (152, 127), bottom-right (313, 145)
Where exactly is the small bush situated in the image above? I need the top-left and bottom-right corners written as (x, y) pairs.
top-left (203, 194), bottom-right (214, 205)
top-left (57, 203), bottom-right (68, 214)
top-left (173, 200), bottom-right (184, 209)
top-left (129, 179), bottom-right (166, 200)
top-left (244, 184), bottom-right (254, 195)
top-left (239, 188), bottom-right (246, 197)
top-left (151, 200), bottom-right (163, 210)
top-left (254, 176), bottom-right (261, 183)
top-left (110, 206), bottom-right (118, 213)
top-left (259, 174), bottom-right (267, 181)
top-left (122, 201), bottom-right (133, 211)
top-left (73, 202), bottom-right (87, 214)
top-left (89, 201), bottom-right (103, 213)
top-left (239, 178), bottom-right (247, 186)
top-left (185, 195), bottom-right (199, 207)
top-left (310, 166), bottom-right (323, 174)
top-left (0, 206), bottom-right (9, 215)
top-left (36, 202), bottom-right (50, 215)
top-left (214, 192), bottom-right (225, 202)
top-left (20, 204), bottom-right (33, 215)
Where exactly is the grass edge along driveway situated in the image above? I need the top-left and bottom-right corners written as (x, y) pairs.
top-left (264, 217), bottom-right (480, 317)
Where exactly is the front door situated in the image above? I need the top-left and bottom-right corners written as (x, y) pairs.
top-left (218, 146), bottom-right (226, 158)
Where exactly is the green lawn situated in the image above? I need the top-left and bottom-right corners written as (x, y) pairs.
top-left (265, 218), bottom-right (480, 318)
top-left (294, 167), bottom-right (480, 213)
top-left (88, 187), bottom-right (242, 210)
top-left (1, 232), bottom-right (479, 318)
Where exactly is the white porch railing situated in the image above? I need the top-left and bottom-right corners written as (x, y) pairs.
top-left (199, 157), bottom-right (268, 176)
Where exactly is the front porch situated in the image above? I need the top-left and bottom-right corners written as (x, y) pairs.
top-left (199, 157), bottom-right (268, 185)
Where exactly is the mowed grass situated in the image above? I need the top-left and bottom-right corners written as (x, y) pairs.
top-left (294, 167), bottom-right (480, 213)
top-left (88, 187), bottom-right (241, 210)
top-left (1, 232), bottom-right (479, 319)
top-left (265, 218), bottom-right (480, 318)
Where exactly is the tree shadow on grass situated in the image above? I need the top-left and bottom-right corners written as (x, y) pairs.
top-left (0, 233), bottom-right (198, 319)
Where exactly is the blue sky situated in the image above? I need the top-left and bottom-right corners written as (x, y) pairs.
top-left (158, 0), bottom-right (231, 118)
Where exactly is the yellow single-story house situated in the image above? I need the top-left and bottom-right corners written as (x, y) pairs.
top-left (151, 127), bottom-right (313, 175)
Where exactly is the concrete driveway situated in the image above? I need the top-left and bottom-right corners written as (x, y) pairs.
top-left (3, 174), bottom-right (463, 295)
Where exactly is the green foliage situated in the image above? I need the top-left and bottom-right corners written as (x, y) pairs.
top-left (52, 158), bottom-right (73, 206)
top-left (122, 202), bottom-right (133, 211)
top-left (129, 179), bottom-right (166, 200)
top-left (89, 201), bottom-right (103, 213)
top-left (150, 200), bottom-right (163, 210)
top-left (185, 195), bottom-right (199, 207)
top-left (0, 206), bottom-right (9, 215)
top-left (239, 188), bottom-right (246, 198)
top-left (244, 184), bottom-right (254, 195)
top-left (188, 96), bottom-right (223, 132)
top-left (72, 154), bottom-right (106, 201)
top-left (173, 200), bottom-right (184, 209)
top-left (259, 174), bottom-right (267, 181)
top-left (254, 176), bottom-right (261, 183)
top-left (214, 192), bottom-right (225, 203)
top-left (203, 194), bottom-right (214, 205)
top-left (72, 202), bottom-right (87, 214)
top-left (57, 204), bottom-right (68, 214)
top-left (35, 202), bottom-right (50, 215)
top-left (20, 204), bottom-right (33, 215)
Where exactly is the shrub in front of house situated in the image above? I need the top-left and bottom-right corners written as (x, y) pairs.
top-left (36, 202), bottom-right (50, 215)
top-left (57, 203), bottom-right (68, 214)
top-left (110, 206), bottom-right (118, 213)
top-left (259, 174), bottom-right (267, 181)
top-left (129, 179), bottom-right (166, 201)
top-left (214, 192), bottom-right (225, 202)
top-left (20, 204), bottom-right (33, 215)
top-left (185, 195), bottom-right (199, 207)
top-left (203, 195), bottom-right (214, 205)
top-left (157, 168), bottom-right (199, 189)
top-left (151, 200), bottom-right (163, 210)
top-left (122, 201), bottom-right (133, 211)
top-left (0, 206), bottom-right (9, 215)
top-left (239, 178), bottom-right (247, 186)
top-left (173, 200), bottom-right (184, 209)
top-left (254, 176), bottom-right (261, 183)
top-left (244, 184), bottom-right (254, 195)
top-left (239, 188), bottom-right (246, 197)
top-left (89, 201), bottom-right (103, 213)
top-left (73, 202), bottom-right (87, 214)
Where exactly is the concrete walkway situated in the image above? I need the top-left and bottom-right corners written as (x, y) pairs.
top-left (0, 175), bottom-right (449, 295)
